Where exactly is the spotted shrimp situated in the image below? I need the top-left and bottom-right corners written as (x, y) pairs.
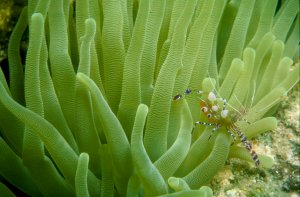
top-left (173, 89), bottom-right (260, 166)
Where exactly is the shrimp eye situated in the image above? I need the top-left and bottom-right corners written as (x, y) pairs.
top-left (207, 114), bottom-right (212, 118)
top-left (197, 90), bottom-right (203, 94)
top-left (173, 94), bottom-right (182, 100)
top-left (185, 88), bottom-right (192, 95)
top-left (201, 107), bottom-right (208, 112)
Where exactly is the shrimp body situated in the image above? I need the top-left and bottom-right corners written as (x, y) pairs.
top-left (174, 89), bottom-right (260, 166)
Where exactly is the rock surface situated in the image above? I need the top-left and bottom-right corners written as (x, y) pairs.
top-left (211, 87), bottom-right (299, 196)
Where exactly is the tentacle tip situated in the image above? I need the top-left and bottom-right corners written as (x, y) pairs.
top-left (31, 12), bottom-right (43, 20)
top-left (138, 103), bottom-right (149, 113)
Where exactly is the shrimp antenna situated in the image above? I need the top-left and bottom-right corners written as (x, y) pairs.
top-left (284, 78), bottom-right (299, 94)
top-left (255, 79), bottom-right (299, 115)
top-left (233, 94), bottom-right (246, 112)
top-left (206, 71), bottom-right (243, 116)
top-left (258, 77), bottom-right (299, 112)
top-left (253, 95), bottom-right (282, 116)
top-left (206, 71), bottom-right (222, 98)
top-left (249, 80), bottom-right (257, 109)
top-left (199, 98), bottom-right (207, 104)
top-left (226, 101), bottom-right (243, 116)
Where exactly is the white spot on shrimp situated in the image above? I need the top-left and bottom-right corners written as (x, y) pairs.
top-left (208, 92), bottom-right (216, 102)
top-left (201, 106), bottom-right (208, 112)
top-left (212, 105), bottom-right (219, 111)
top-left (221, 110), bottom-right (228, 118)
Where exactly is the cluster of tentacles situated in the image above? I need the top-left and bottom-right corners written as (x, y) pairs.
top-left (0, 0), bottom-right (299, 196)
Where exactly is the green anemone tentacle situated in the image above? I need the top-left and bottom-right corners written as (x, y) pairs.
top-left (0, 0), bottom-right (299, 196)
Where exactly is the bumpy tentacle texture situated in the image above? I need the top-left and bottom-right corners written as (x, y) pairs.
top-left (0, 0), bottom-right (298, 196)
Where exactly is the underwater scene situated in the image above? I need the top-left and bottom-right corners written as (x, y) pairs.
top-left (0, 0), bottom-right (299, 196)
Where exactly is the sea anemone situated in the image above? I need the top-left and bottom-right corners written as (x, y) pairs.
top-left (0, 0), bottom-right (299, 196)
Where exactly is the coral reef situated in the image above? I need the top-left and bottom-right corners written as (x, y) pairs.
top-left (0, 0), bottom-right (299, 196)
